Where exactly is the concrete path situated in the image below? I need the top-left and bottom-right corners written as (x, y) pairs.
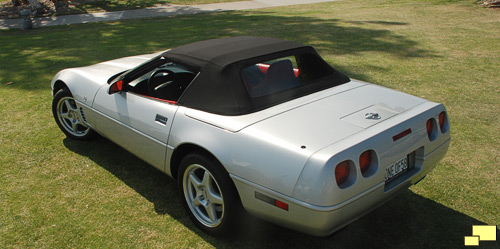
top-left (0, 0), bottom-right (340, 30)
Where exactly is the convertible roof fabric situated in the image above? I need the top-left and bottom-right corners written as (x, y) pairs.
top-left (164, 36), bottom-right (350, 115)
top-left (164, 36), bottom-right (305, 68)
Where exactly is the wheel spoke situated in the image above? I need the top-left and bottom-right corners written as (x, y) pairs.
top-left (201, 171), bottom-right (211, 187)
top-left (192, 195), bottom-right (202, 207)
top-left (207, 188), bottom-right (223, 205)
top-left (64, 99), bottom-right (78, 112)
top-left (205, 203), bottom-right (218, 222)
top-left (71, 121), bottom-right (79, 132)
top-left (59, 112), bottom-right (69, 119)
top-left (62, 99), bottom-right (71, 111)
top-left (189, 172), bottom-right (202, 188)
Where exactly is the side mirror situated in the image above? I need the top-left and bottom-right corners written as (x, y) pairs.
top-left (108, 80), bottom-right (123, 94)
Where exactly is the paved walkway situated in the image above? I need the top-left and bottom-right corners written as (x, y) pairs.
top-left (0, 0), bottom-right (340, 30)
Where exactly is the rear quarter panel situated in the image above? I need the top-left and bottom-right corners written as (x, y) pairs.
top-left (167, 107), bottom-right (311, 196)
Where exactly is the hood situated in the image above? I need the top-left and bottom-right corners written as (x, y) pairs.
top-left (241, 80), bottom-right (427, 154)
top-left (67, 52), bottom-right (163, 86)
top-left (52, 52), bottom-right (164, 106)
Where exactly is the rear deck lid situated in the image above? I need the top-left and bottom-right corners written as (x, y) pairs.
top-left (340, 105), bottom-right (399, 128)
top-left (243, 81), bottom-right (426, 154)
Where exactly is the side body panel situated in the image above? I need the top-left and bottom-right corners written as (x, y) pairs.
top-left (91, 88), bottom-right (178, 172)
top-left (50, 52), bottom-right (171, 172)
top-left (167, 106), bottom-right (310, 196)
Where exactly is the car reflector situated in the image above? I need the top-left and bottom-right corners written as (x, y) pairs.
top-left (254, 192), bottom-right (289, 211)
top-left (393, 128), bottom-right (412, 141)
top-left (275, 200), bottom-right (289, 211)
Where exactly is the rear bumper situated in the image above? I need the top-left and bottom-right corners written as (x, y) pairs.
top-left (231, 137), bottom-right (450, 236)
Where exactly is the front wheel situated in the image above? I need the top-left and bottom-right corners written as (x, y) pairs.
top-left (52, 88), bottom-right (95, 140)
top-left (178, 153), bottom-right (242, 236)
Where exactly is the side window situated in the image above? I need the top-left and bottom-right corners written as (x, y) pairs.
top-left (127, 60), bottom-right (199, 103)
top-left (241, 53), bottom-right (333, 97)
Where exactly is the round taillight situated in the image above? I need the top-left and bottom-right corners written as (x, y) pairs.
top-left (359, 151), bottom-right (371, 175)
top-left (335, 161), bottom-right (350, 186)
top-left (438, 112), bottom-right (445, 127)
top-left (438, 111), bottom-right (448, 133)
top-left (426, 119), bottom-right (433, 135)
top-left (427, 118), bottom-right (437, 141)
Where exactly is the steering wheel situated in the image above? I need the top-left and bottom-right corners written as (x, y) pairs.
top-left (147, 69), bottom-right (180, 99)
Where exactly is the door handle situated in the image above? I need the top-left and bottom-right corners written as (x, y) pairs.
top-left (155, 114), bottom-right (168, 125)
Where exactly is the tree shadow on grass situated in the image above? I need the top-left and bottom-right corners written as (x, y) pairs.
top-left (1, 10), bottom-right (437, 91)
top-left (63, 136), bottom-right (179, 216)
top-left (58, 0), bottom-right (171, 15)
top-left (63, 135), bottom-right (499, 249)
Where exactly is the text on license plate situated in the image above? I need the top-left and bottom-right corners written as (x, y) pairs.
top-left (385, 156), bottom-right (408, 182)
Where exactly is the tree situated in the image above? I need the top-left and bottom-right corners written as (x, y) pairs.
top-left (29, 0), bottom-right (41, 10)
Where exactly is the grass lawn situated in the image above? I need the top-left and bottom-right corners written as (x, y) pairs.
top-left (1, 0), bottom-right (499, 248)
top-left (66, 0), bottom-right (249, 14)
top-left (0, 0), bottom-right (247, 18)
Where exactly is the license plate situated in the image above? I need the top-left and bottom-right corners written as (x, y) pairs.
top-left (385, 156), bottom-right (408, 182)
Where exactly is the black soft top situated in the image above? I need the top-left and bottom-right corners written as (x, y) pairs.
top-left (163, 36), bottom-right (350, 115)
top-left (165, 36), bottom-right (304, 68)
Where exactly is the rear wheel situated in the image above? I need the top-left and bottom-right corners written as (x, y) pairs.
top-left (52, 88), bottom-right (95, 140)
top-left (178, 153), bottom-right (241, 236)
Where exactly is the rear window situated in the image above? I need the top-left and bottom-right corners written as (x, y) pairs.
top-left (241, 53), bottom-right (334, 97)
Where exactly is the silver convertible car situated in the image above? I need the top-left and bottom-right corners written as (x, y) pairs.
top-left (51, 36), bottom-right (450, 236)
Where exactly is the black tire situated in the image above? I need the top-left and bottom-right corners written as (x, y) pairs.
top-left (52, 88), bottom-right (95, 140)
top-left (178, 153), bottom-right (242, 236)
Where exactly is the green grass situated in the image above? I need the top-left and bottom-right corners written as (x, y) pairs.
top-left (68, 0), bottom-right (248, 14)
top-left (1, 0), bottom-right (499, 248)
top-left (0, 0), bottom-right (246, 17)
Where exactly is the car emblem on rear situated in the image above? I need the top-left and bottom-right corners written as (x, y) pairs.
top-left (365, 113), bottom-right (381, 120)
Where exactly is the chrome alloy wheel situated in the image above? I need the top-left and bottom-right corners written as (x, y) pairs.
top-left (183, 164), bottom-right (224, 227)
top-left (56, 96), bottom-right (90, 137)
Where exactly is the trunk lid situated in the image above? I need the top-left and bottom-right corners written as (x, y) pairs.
top-left (244, 80), bottom-right (426, 154)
